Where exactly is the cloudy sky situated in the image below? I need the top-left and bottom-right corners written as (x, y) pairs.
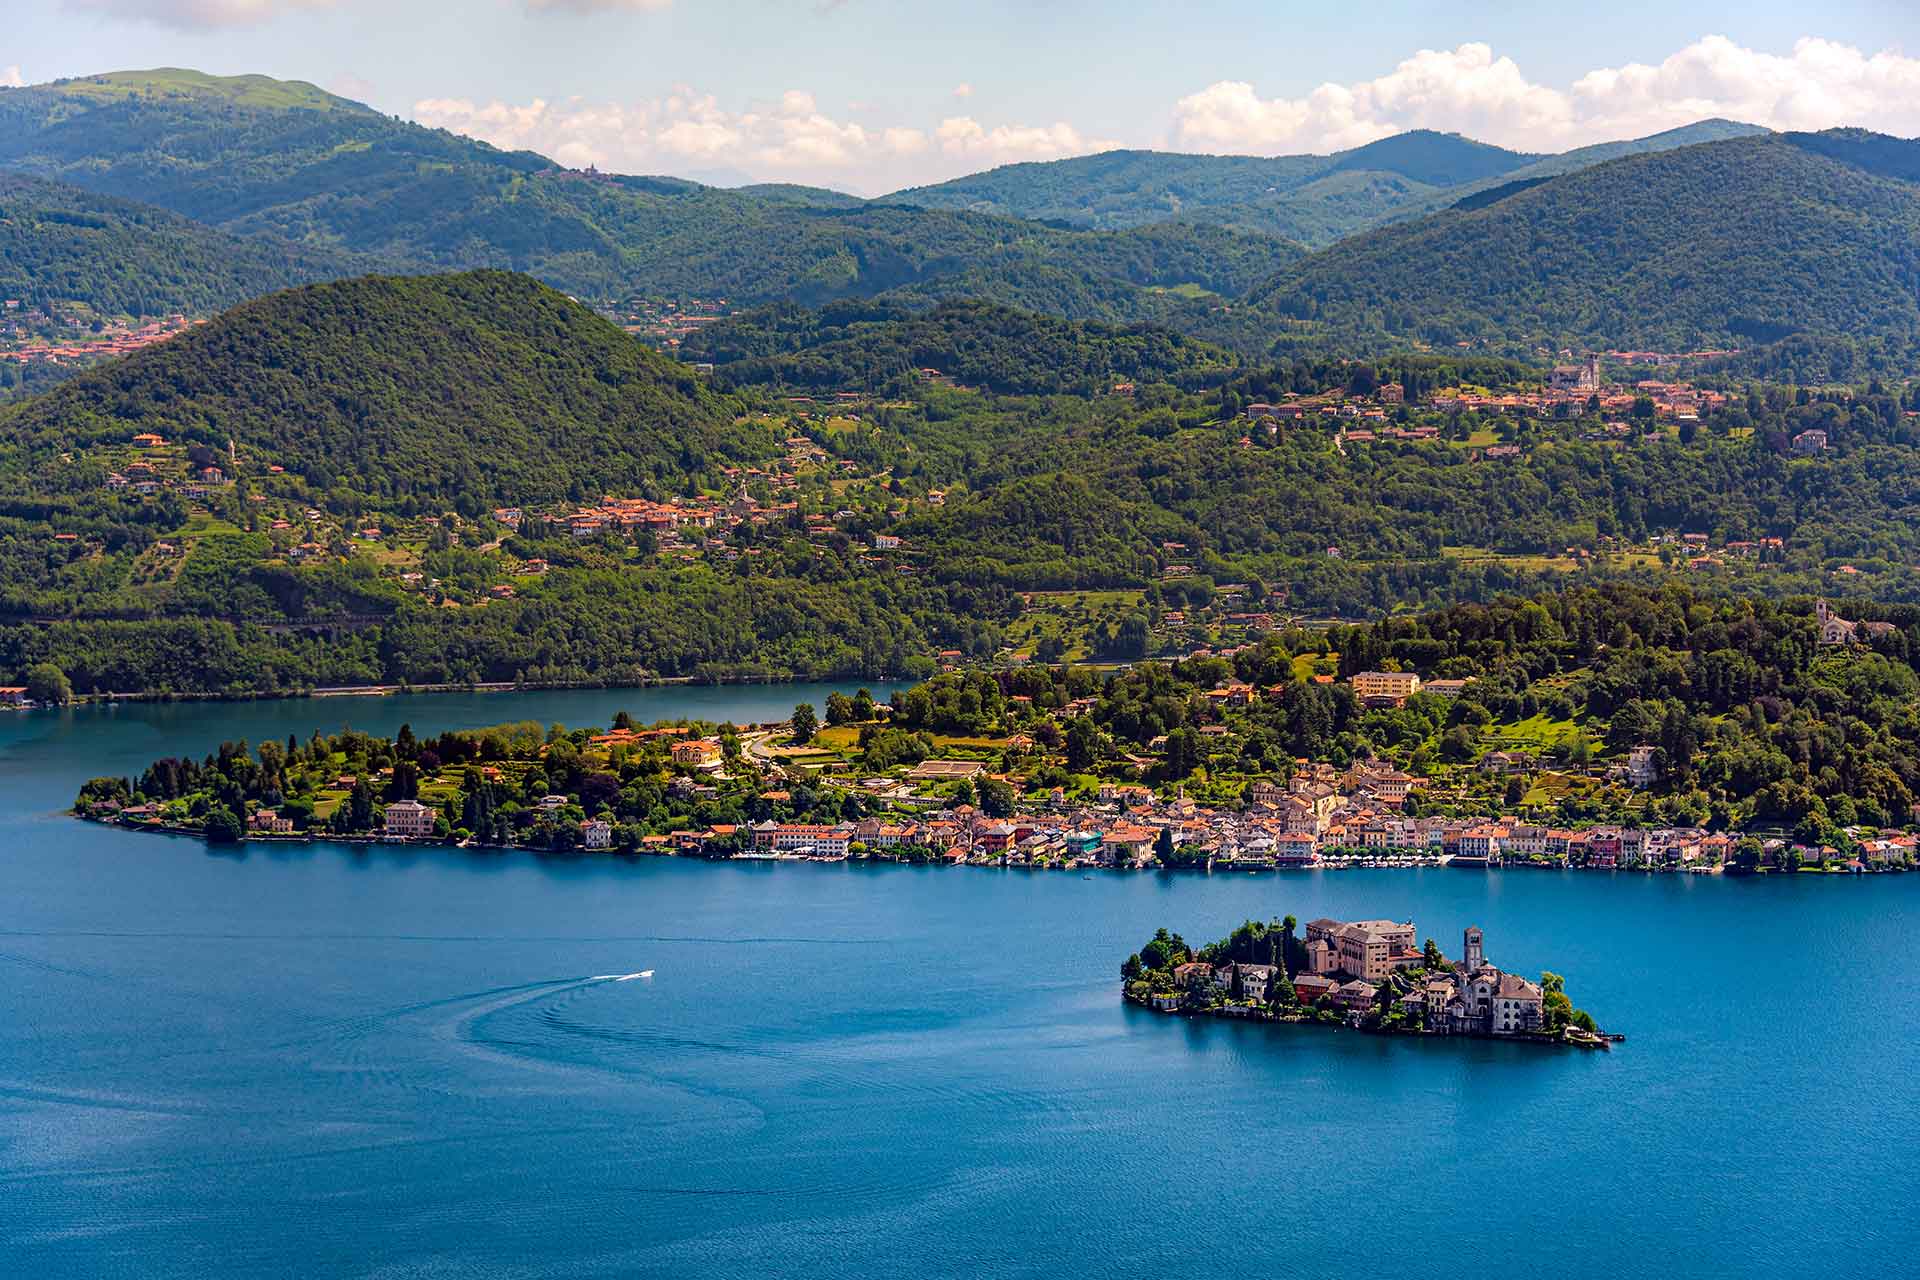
top-left (6, 1), bottom-right (1920, 193)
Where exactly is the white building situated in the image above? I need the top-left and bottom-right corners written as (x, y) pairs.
top-left (382, 799), bottom-right (437, 838)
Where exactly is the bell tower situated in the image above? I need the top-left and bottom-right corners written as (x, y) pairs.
top-left (1463, 926), bottom-right (1484, 974)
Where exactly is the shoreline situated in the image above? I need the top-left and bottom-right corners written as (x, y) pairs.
top-left (71, 812), bottom-right (1899, 876)
top-left (1121, 988), bottom-right (1623, 1050)
top-left (42, 671), bottom-right (914, 706)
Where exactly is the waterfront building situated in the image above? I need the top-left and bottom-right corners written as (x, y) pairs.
top-left (382, 800), bottom-right (437, 838)
top-left (1304, 918), bottom-right (1420, 981)
top-left (1233, 964), bottom-right (1276, 1002)
top-left (1426, 926), bottom-right (1545, 1036)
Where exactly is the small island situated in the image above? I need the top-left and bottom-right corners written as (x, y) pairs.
top-left (1123, 917), bottom-right (1614, 1047)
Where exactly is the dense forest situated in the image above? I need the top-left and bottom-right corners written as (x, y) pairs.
top-left (0, 173), bottom-right (367, 320)
top-left (691, 299), bottom-right (1237, 395)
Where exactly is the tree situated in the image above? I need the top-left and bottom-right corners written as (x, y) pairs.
top-left (1121, 953), bottom-right (1144, 982)
top-left (1423, 937), bottom-right (1445, 970)
top-left (347, 780), bottom-right (376, 831)
top-left (24, 662), bottom-right (72, 706)
top-left (203, 805), bottom-right (243, 844)
top-left (386, 760), bottom-right (420, 802)
top-left (1280, 915), bottom-right (1302, 976)
top-left (1541, 970), bottom-right (1573, 1034)
top-left (1154, 826), bottom-right (1175, 863)
top-left (1140, 928), bottom-right (1186, 972)
top-left (1065, 717), bottom-right (1099, 771)
top-left (977, 776), bottom-right (1015, 818)
top-left (824, 692), bottom-right (856, 726)
top-left (1268, 963), bottom-right (1297, 1009)
top-left (790, 702), bottom-right (818, 745)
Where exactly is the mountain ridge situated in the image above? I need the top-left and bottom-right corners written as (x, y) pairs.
top-left (1245, 129), bottom-right (1920, 362)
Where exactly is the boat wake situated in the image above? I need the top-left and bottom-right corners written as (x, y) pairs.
top-left (590, 970), bottom-right (653, 981)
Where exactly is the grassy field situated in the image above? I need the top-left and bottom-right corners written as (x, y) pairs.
top-left (59, 69), bottom-right (353, 110)
top-left (1487, 713), bottom-right (1585, 753)
top-left (1006, 589), bottom-right (1147, 660)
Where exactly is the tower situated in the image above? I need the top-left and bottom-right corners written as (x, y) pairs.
top-left (1463, 926), bottom-right (1484, 974)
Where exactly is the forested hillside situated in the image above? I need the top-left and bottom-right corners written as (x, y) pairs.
top-left (0, 70), bottom-right (1294, 323)
top-left (690, 299), bottom-right (1237, 395)
top-left (0, 270), bottom-right (763, 510)
top-left (1250, 131), bottom-right (1920, 359)
top-left (0, 173), bottom-right (368, 320)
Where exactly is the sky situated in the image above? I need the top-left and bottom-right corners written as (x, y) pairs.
top-left (5, 1), bottom-right (1920, 194)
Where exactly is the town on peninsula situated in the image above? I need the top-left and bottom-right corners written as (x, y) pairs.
top-left (71, 591), bottom-right (1920, 876)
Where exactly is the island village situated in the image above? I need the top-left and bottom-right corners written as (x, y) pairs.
top-left (1120, 917), bottom-right (1612, 1047)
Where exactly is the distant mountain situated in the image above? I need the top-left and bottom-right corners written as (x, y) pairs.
top-left (0, 172), bottom-right (369, 320)
top-left (0, 271), bottom-right (763, 509)
top-left (1322, 130), bottom-right (1539, 187)
top-left (886, 123), bottom-right (1766, 247)
top-left (1246, 130), bottom-right (1920, 359)
top-left (1437, 119), bottom-right (1770, 211)
top-left (886, 150), bottom-right (1330, 228)
top-left (689, 298), bottom-right (1237, 395)
top-left (884, 131), bottom-right (1540, 243)
top-left (0, 69), bottom-right (1297, 324)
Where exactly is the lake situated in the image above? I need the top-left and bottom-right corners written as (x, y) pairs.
top-left (2, 686), bottom-right (1917, 1278)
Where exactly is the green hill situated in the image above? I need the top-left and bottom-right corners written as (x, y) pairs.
top-left (0, 70), bottom-right (1295, 323)
top-left (0, 172), bottom-right (369, 320)
top-left (690, 298), bottom-right (1238, 395)
top-left (0, 271), bottom-right (764, 509)
top-left (1248, 131), bottom-right (1920, 358)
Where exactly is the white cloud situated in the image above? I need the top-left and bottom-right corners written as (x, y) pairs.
top-left (412, 88), bottom-right (1107, 194)
top-left (524, 0), bottom-right (672, 13)
top-left (0, 67), bottom-right (24, 89)
top-left (935, 116), bottom-right (1109, 164)
top-left (1172, 36), bottom-right (1920, 155)
top-left (64, 0), bottom-right (334, 28)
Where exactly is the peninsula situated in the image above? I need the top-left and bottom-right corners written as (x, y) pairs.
top-left (71, 600), bottom-right (1920, 874)
top-left (1123, 917), bottom-right (1612, 1046)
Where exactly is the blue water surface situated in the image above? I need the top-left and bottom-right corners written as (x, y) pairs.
top-left (1, 687), bottom-right (1915, 1278)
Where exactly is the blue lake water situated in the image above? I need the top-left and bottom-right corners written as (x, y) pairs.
top-left (2, 686), bottom-right (1917, 1278)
